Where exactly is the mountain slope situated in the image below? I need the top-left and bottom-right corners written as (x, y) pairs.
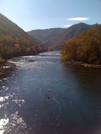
top-left (0, 13), bottom-right (47, 60)
top-left (27, 28), bottom-right (63, 47)
top-left (61, 24), bottom-right (101, 64)
top-left (28, 23), bottom-right (92, 50)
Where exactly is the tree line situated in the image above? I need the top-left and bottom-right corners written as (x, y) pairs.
top-left (61, 24), bottom-right (101, 64)
top-left (0, 13), bottom-right (47, 64)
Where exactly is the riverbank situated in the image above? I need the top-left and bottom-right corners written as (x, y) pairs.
top-left (82, 63), bottom-right (101, 69)
top-left (62, 60), bottom-right (101, 69)
top-left (0, 60), bottom-right (16, 68)
top-left (0, 61), bottom-right (16, 79)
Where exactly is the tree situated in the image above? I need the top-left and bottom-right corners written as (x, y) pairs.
top-left (61, 24), bottom-right (101, 64)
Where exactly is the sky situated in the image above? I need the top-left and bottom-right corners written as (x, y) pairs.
top-left (0, 0), bottom-right (101, 31)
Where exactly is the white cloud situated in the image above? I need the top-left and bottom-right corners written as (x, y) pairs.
top-left (65, 24), bottom-right (72, 28)
top-left (68, 17), bottom-right (90, 21)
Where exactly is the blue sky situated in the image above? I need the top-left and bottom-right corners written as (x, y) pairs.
top-left (0, 0), bottom-right (101, 31)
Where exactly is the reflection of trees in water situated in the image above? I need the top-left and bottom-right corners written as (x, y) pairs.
top-left (64, 63), bottom-right (101, 87)
top-left (74, 66), bottom-right (101, 93)
top-left (63, 62), bottom-right (101, 104)
top-left (63, 63), bottom-right (101, 134)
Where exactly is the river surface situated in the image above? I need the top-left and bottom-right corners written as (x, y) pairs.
top-left (0, 51), bottom-right (101, 134)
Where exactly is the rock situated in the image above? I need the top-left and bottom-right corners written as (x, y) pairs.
top-left (28, 60), bottom-right (35, 62)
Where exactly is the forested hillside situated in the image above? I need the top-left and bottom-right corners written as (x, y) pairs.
top-left (61, 24), bottom-right (101, 64)
top-left (28, 23), bottom-right (92, 50)
top-left (28, 28), bottom-right (62, 45)
top-left (0, 13), bottom-right (47, 63)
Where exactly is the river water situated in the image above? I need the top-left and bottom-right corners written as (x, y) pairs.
top-left (0, 51), bottom-right (101, 134)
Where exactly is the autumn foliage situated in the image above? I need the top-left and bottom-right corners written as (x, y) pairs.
top-left (61, 24), bottom-right (101, 64)
top-left (0, 13), bottom-right (47, 62)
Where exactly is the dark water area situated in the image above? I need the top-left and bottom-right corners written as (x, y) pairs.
top-left (0, 51), bottom-right (101, 134)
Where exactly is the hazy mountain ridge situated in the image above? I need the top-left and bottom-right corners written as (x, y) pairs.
top-left (28, 23), bottom-right (92, 50)
top-left (27, 28), bottom-right (63, 46)
top-left (0, 13), bottom-right (47, 62)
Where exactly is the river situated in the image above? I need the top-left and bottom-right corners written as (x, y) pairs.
top-left (0, 51), bottom-right (101, 134)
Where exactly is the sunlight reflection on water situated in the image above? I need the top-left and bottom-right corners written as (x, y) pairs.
top-left (0, 51), bottom-right (101, 134)
top-left (0, 92), bottom-right (26, 134)
top-left (0, 118), bottom-right (9, 134)
top-left (0, 112), bottom-right (27, 134)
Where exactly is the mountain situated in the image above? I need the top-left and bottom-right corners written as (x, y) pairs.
top-left (28, 28), bottom-right (62, 44)
top-left (28, 23), bottom-right (92, 50)
top-left (61, 24), bottom-right (101, 64)
top-left (0, 13), bottom-right (47, 61)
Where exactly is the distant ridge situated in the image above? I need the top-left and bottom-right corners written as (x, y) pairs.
top-left (28, 23), bottom-right (92, 50)
top-left (27, 28), bottom-right (63, 47)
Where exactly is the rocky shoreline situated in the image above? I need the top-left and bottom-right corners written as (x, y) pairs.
top-left (63, 60), bottom-right (101, 69)
top-left (0, 61), bottom-right (16, 68)
top-left (0, 61), bottom-right (16, 79)
top-left (82, 63), bottom-right (101, 69)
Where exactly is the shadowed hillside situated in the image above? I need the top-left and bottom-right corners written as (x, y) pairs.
top-left (0, 13), bottom-right (47, 63)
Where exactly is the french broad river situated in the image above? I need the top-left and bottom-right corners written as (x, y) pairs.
top-left (0, 51), bottom-right (101, 134)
